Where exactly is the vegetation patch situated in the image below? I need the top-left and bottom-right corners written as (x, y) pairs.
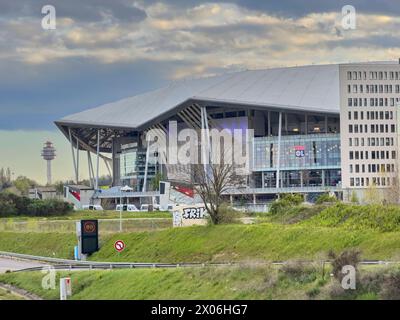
top-left (0, 193), bottom-right (72, 217)
top-left (2, 264), bottom-right (400, 300)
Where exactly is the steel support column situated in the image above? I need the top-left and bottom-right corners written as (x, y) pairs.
top-left (142, 139), bottom-right (151, 192)
top-left (95, 129), bottom-right (100, 190)
top-left (69, 128), bottom-right (78, 184)
top-left (276, 112), bottom-right (282, 189)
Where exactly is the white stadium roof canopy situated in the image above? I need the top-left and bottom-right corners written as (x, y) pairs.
top-left (56, 63), bottom-right (340, 131)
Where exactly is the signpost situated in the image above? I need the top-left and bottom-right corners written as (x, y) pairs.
top-left (60, 277), bottom-right (72, 300)
top-left (114, 240), bottom-right (125, 253)
top-left (80, 220), bottom-right (99, 255)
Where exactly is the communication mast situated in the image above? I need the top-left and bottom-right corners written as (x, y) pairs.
top-left (41, 141), bottom-right (56, 185)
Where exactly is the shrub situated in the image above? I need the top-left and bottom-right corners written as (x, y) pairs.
top-left (0, 193), bottom-right (73, 217)
top-left (350, 191), bottom-right (359, 204)
top-left (0, 199), bottom-right (17, 217)
top-left (269, 194), bottom-right (304, 215)
top-left (280, 261), bottom-right (317, 284)
top-left (211, 203), bottom-right (243, 225)
top-left (315, 193), bottom-right (337, 205)
top-left (380, 271), bottom-right (400, 300)
top-left (328, 249), bottom-right (361, 282)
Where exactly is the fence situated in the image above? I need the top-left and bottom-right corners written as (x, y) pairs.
top-left (0, 218), bottom-right (172, 233)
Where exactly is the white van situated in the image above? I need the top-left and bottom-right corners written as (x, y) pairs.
top-left (115, 204), bottom-right (139, 212)
top-left (82, 205), bottom-right (104, 211)
top-left (140, 204), bottom-right (149, 212)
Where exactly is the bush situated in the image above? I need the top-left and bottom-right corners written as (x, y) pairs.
top-left (0, 199), bottom-right (17, 217)
top-left (380, 271), bottom-right (400, 300)
top-left (212, 203), bottom-right (243, 225)
top-left (0, 193), bottom-right (73, 217)
top-left (269, 194), bottom-right (304, 215)
top-left (302, 203), bottom-right (400, 232)
top-left (280, 261), bottom-right (317, 284)
top-left (328, 249), bottom-right (361, 282)
top-left (315, 193), bottom-right (337, 205)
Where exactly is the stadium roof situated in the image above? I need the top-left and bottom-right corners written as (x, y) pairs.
top-left (56, 64), bottom-right (340, 131)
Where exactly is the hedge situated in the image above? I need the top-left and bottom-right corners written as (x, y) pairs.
top-left (0, 193), bottom-right (73, 217)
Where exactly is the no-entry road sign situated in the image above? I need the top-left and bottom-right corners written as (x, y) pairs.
top-left (114, 240), bottom-right (126, 252)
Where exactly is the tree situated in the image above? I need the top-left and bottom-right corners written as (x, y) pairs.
top-left (13, 176), bottom-right (37, 196)
top-left (0, 167), bottom-right (12, 190)
top-left (350, 190), bottom-right (359, 204)
top-left (364, 183), bottom-right (381, 204)
top-left (383, 177), bottom-right (400, 205)
top-left (192, 164), bottom-right (246, 225)
top-left (150, 172), bottom-right (165, 191)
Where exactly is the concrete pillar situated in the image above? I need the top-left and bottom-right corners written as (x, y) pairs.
top-left (261, 172), bottom-right (265, 188)
top-left (230, 195), bottom-right (233, 205)
top-left (253, 194), bottom-right (256, 205)
top-left (300, 170), bottom-right (304, 188)
top-left (322, 170), bottom-right (325, 187)
top-left (305, 114), bottom-right (308, 135)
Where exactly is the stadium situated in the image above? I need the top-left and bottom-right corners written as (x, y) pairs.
top-left (55, 61), bottom-right (400, 208)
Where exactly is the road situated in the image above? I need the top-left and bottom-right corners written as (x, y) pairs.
top-left (0, 257), bottom-right (46, 273)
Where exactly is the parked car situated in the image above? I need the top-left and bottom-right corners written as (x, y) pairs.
top-left (115, 204), bottom-right (139, 212)
top-left (82, 205), bottom-right (104, 211)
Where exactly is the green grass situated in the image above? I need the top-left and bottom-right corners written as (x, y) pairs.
top-left (89, 223), bottom-right (400, 263)
top-left (0, 266), bottom-right (324, 300)
top-left (0, 264), bottom-right (397, 300)
top-left (0, 210), bottom-right (172, 221)
top-left (300, 203), bottom-right (400, 232)
top-left (265, 202), bottom-right (400, 232)
top-left (0, 232), bottom-right (80, 259)
top-left (0, 287), bottom-right (24, 300)
top-left (0, 221), bottom-right (400, 262)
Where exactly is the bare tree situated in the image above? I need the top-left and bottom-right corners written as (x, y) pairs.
top-left (192, 163), bottom-right (246, 225)
top-left (383, 177), bottom-right (400, 205)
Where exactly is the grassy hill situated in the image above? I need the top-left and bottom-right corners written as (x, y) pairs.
top-left (1, 203), bottom-right (400, 262)
top-left (89, 224), bottom-right (400, 263)
top-left (0, 224), bottom-right (399, 262)
top-left (1, 264), bottom-right (399, 300)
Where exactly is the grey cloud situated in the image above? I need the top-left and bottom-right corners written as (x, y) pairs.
top-left (324, 34), bottom-right (400, 49)
top-left (0, 0), bottom-right (147, 23)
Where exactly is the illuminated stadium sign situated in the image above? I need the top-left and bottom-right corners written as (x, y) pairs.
top-left (294, 146), bottom-right (305, 158)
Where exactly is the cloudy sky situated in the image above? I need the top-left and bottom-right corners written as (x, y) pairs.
top-left (1, 0), bottom-right (400, 183)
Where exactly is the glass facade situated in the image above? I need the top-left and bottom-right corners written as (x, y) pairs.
top-left (119, 143), bottom-right (156, 191)
top-left (253, 133), bottom-right (341, 171)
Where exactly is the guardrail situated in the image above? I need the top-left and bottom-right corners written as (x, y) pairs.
top-left (0, 251), bottom-right (237, 272)
top-left (0, 251), bottom-right (398, 273)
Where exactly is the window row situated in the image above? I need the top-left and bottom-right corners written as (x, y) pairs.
top-left (349, 150), bottom-right (396, 160)
top-left (348, 97), bottom-right (400, 107)
top-left (347, 84), bottom-right (400, 94)
top-left (348, 110), bottom-right (393, 121)
top-left (349, 137), bottom-right (394, 147)
top-left (348, 124), bottom-right (396, 134)
top-left (350, 176), bottom-right (394, 187)
top-left (347, 71), bottom-right (400, 81)
top-left (350, 163), bottom-right (395, 174)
